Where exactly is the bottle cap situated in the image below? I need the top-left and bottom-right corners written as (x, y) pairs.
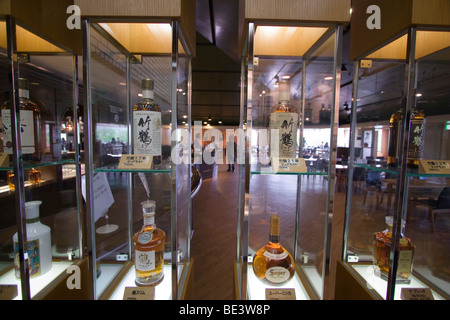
top-left (25, 200), bottom-right (42, 220)
top-left (141, 200), bottom-right (156, 217)
top-left (141, 78), bottom-right (154, 90)
top-left (385, 215), bottom-right (406, 227)
top-left (270, 214), bottom-right (280, 236)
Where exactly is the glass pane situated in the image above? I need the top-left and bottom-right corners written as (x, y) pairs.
top-left (298, 29), bottom-right (337, 299)
top-left (344, 29), bottom-right (450, 300)
top-left (87, 24), bottom-right (130, 299)
top-left (0, 19), bottom-right (81, 299)
top-left (410, 43), bottom-right (450, 299)
top-left (244, 25), bottom-right (339, 300)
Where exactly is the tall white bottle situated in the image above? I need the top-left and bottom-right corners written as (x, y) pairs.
top-left (13, 200), bottom-right (52, 278)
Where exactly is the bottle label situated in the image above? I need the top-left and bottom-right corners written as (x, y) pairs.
top-left (263, 250), bottom-right (288, 260)
top-left (408, 119), bottom-right (426, 160)
top-left (14, 239), bottom-right (40, 278)
top-left (138, 232), bottom-right (153, 244)
top-left (270, 112), bottom-right (298, 158)
top-left (133, 110), bottom-right (162, 155)
top-left (265, 266), bottom-right (291, 283)
top-left (135, 249), bottom-right (155, 272)
top-left (1, 109), bottom-right (35, 154)
top-left (398, 249), bottom-right (413, 274)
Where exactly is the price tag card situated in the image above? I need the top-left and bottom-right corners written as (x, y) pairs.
top-left (265, 288), bottom-right (296, 300)
top-left (401, 287), bottom-right (434, 300)
top-left (123, 286), bottom-right (155, 300)
top-left (118, 154), bottom-right (153, 170)
top-left (272, 158), bottom-right (306, 173)
top-left (0, 153), bottom-right (8, 167)
top-left (419, 160), bottom-right (450, 174)
top-left (0, 284), bottom-right (18, 300)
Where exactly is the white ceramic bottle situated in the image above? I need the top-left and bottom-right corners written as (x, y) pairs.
top-left (13, 200), bottom-right (52, 278)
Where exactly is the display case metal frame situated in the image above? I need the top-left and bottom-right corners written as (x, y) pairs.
top-left (236, 0), bottom-right (351, 300)
top-left (340, 0), bottom-right (450, 300)
top-left (78, 0), bottom-right (195, 300)
top-left (0, 0), bottom-right (84, 300)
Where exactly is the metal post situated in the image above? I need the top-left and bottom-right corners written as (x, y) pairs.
top-left (387, 27), bottom-right (417, 300)
top-left (81, 18), bottom-right (97, 300)
top-left (6, 16), bottom-right (30, 300)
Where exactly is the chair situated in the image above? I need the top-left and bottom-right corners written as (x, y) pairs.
top-left (410, 187), bottom-right (450, 232)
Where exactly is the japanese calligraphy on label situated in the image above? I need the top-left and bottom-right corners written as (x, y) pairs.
top-left (408, 119), bottom-right (426, 160)
top-left (272, 158), bottom-right (306, 173)
top-left (133, 110), bottom-right (161, 156)
top-left (419, 160), bottom-right (450, 174)
top-left (270, 112), bottom-right (298, 158)
top-left (1, 109), bottom-right (35, 154)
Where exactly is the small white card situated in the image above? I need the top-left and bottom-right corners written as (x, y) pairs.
top-left (265, 288), bottom-right (296, 300)
top-left (272, 158), bottom-right (306, 173)
top-left (123, 286), bottom-right (155, 300)
top-left (118, 154), bottom-right (153, 170)
top-left (419, 160), bottom-right (450, 174)
top-left (401, 287), bottom-right (434, 300)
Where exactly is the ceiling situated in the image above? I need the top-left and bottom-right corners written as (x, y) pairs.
top-left (193, 0), bottom-right (450, 128)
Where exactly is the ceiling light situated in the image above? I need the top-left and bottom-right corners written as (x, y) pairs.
top-left (324, 76), bottom-right (333, 80)
top-left (281, 75), bottom-right (290, 80)
top-left (416, 93), bottom-right (423, 97)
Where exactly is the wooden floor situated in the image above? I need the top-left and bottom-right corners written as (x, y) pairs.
top-left (191, 165), bottom-right (239, 300)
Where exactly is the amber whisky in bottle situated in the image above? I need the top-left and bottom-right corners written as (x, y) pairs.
top-left (133, 200), bottom-right (165, 286)
top-left (133, 79), bottom-right (162, 164)
top-left (387, 107), bottom-right (426, 168)
top-left (1, 78), bottom-right (41, 163)
top-left (373, 216), bottom-right (415, 283)
top-left (269, 80), bottom-right (298, 159)
top-left (253, 214), bottom-right (295, 284)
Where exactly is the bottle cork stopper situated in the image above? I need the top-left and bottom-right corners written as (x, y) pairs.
top-left (270, 214), bottom-right (280, 236)
top-left (141, 78), bottom-right (154, 90)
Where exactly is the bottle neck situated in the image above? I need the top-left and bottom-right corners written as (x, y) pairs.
top-left (269, 234), bottom-right (279, 243)
top-left (143, 215), bottom-right (155, 227)
top-left (19, 88), bottom-right (29, 99)
top-left (142, 89), bottom-right (154, 100)
top-left (26, 217), bottom-right (40, 224)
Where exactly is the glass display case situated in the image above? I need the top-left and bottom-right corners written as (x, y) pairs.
top-left (236, 0), bottom-right (351, 300)
top-left (338, 0), bottom-right (450, 300)
top-left (0, 2), bottom-right (84, 300)
top-left (77, 0), bottom-right (195, 300)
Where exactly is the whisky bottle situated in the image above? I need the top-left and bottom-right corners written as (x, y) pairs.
top-left (7, 170), bottom-right (14, 190)
top-left (387, 107), bottom-right (426, 168)
top-left (133, 200), bottom-right (165, 286)
top-left (253, 214), bottom-right (295, 284)
top-left (373, 216), bottom-right (415, 283)
top-left (133, 79), bottom-right (162, 164)
top-left (269, 80), bottom-right (298, 159)
top-left (1, 78), bottom-right (41, 163)
top-left (28, 167), bottom-right (41, 184)
top-left (12, 200), bottom-right (52, 278)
